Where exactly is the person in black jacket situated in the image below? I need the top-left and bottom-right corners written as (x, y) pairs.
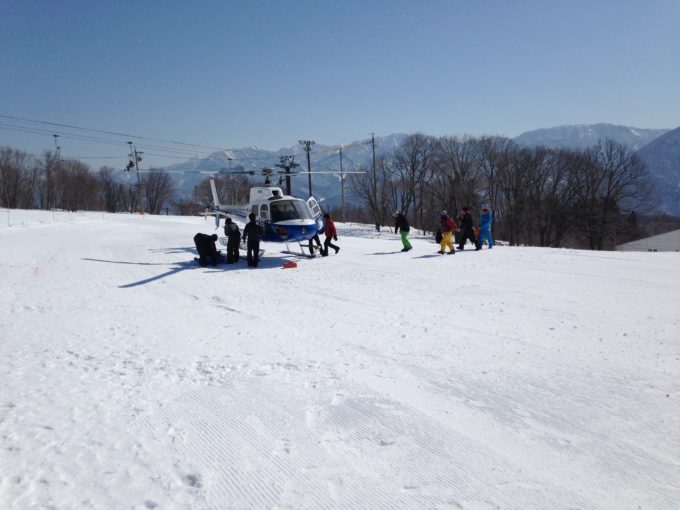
top-left (242, 213), bottom-right (262, 267)
top-left (223, 217), bottom-right (241, 264)
top-left (392, 211), bottom-right (412, 252)
top-left (193, 233), bottom-right (220, 267)
top-left (457, 206), bottom-right (481, 251)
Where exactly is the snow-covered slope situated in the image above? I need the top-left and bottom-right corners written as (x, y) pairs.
top-left (1, 210), bottom-right (678, 509)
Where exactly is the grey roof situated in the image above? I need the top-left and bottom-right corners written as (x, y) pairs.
top-left (616, 229), bottom-right (680, 252)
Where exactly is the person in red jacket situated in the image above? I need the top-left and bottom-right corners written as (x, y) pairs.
top-left (439, 211), bottom-right (457, 254)
top-left (321, 213), bottom-right (340, 256)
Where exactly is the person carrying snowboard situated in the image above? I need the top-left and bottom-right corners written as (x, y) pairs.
top-left (321, 213), bottom-right (340, 256)
top-left (223, 217), bottom-right (241, 263)
top-left (193, 233), bottom-right (220, 267)
top-left (438, 211), bottom-right (457, 254)
top-left (478, 207), bottom-right (494, 249)
top-left (392, 210), bottom-right (412, 252)
top-left (242, 213), bottom-right (262, 267)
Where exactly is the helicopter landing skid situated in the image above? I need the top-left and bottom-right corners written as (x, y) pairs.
top-left (282, 241), bottom-right (317, 259)
top-left (220, 238), bottom-right (264, 257)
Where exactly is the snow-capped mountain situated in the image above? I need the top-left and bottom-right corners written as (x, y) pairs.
top-left (167, 134), bottom-right (407, 207)
top-left (636, 126), bottom-right (680, 216)
top-left (514, 123), bottom-right (668, 150)
top-left (163, 125), bottom-right (678, 216)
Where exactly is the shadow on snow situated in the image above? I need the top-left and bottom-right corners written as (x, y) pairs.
top-left (83, 250), bottom-right (296, 289)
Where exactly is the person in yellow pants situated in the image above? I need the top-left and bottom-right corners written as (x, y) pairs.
top-left (439, 211), bottom-right (457, 254)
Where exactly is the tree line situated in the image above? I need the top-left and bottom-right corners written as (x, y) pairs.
top-left (0, 134), bottom-right (659, 250)
top-left (0, 148), bottom-right (174, 215)
top-left (350, 134), bottom-right (653, 250)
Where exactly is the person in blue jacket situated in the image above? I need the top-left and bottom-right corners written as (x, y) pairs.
top-left (478, 207), bottom-right (494, 249)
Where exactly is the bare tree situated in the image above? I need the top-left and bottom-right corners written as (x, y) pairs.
top-left (570, 140), bottom-right (653, 249)
top-left (193, 174), bottom-right (251, 208)
top-left (35, 150), bottom-right (60, 209)
top-left (430, 135), bottom-right (482, 230)
top-left (533, 149), bottom-right (576, 247)
top-left (98, 166), bottom-right (124, 212)
top-left (350, 156), bottom-right (391, 231)
top-left (56, 159), bottom-right (99, 211)
top-left (0, 147), bottom-right (33, 208)
top-left (143, 171), bottom-right (175, 214)
top-left (477, 137), bottom-right (518, 243)
top-left (390, 134), bottom-right (438, 226)
top-left (119, 182), bottom-right (141, 213)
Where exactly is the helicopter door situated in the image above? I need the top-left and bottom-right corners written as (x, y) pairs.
top-left (307, 197), bottom-right (324, 234)
top-left (259, 204), bottom-right (270, 221)
top-left (307, 197), bottom-right (322, 219)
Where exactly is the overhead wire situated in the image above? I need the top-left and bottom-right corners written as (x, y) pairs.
top-left (0, 113), bottom-right (375, 168)
top-left (0, 113), bottom-right (236, 152)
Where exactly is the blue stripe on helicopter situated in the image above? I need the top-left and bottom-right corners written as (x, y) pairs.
top-left (262, 220), bottom-right (318, 243)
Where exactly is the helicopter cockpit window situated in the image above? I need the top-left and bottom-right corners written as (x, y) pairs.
top-left (291, 199), bottom-right (313, 220)
top-left (270, 200), bottom-right (312, 222)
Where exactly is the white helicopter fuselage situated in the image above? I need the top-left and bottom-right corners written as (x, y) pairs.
top-left (248, 186), bottom-right (323, 243)
top-left (211, 180), bottom-right (323, 244)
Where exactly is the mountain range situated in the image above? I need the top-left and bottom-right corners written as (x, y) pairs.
top-left (164, 124), bottom-right (679, 216)
top-left (636, 126), bottom-right (680, 216)
top-left (513, 123), bottom-right (669, 151)
top-left (164, 134), bottom-right (408, 208)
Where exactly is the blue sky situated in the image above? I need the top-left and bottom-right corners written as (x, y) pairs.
top-left (1, 0), bottom-right (679, 168)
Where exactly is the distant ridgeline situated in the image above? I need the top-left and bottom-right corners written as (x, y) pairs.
top-left (165, 124), bottom-right (677, 216)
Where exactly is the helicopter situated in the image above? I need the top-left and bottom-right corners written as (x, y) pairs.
top-left (209, 167), bottom-right (325, 256)
top-left (128, 153), bottom-right (364, 256)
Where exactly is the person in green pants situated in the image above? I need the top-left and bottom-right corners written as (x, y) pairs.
top-left (392, 211), bottom-right (412, 252)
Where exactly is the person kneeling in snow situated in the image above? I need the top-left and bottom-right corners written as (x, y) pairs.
top-left (194, 233), bottom-right (220, 267)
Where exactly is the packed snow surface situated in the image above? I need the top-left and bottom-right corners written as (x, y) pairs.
top-left (1, 209), bottom-right (679, 509)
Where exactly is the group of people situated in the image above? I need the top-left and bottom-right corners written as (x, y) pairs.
top-left (222, 213), bottom-right (264, 267)
top-left (393, 206), bottom-right (494, 255)
top-left (196, 207), bottom-right (492, 266)
top-left (194, 211), bottom-right (342, 268)
top-left (194, 212), bottom-right (263, 268)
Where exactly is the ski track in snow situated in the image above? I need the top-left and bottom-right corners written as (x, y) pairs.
top-left (0, 210), bottom-right (679, 509)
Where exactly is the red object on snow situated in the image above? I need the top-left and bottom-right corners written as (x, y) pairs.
top-left (282, 262), bottom-right (298, 269)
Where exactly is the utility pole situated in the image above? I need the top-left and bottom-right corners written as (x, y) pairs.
top-left (371, 133), bottom-right (376, 184)
top-left (53, 134), bottom-right (61, 160)
top-left (127, 141), bottom-right (142, 185)
top-left (128, 141), bottom-right (145, 212)
top-left (275, 155), bottom-right (300, 196)
top-left (339, 148), bottom-right (345, 222)
top-left (371, 133), bottom-right (379, 232)
top-left (47, 134), bottom-right (61, 211)
top-left (299, 139), bottom-right (315, 197)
